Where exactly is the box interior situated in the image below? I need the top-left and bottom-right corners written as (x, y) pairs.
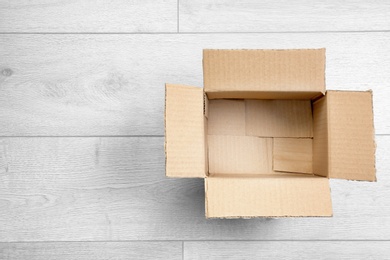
top-left (206, 94), bottom-right (319, 178)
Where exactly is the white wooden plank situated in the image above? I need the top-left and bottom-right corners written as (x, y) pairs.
top-left (0, 0), bottom-right (177, 33)
top-left (1, 33), bottom-right (389, 136)
top-left (179, 0), bottom-right (390, 32)
top-left (0, 241), bottom-right (182, 260)
top-left (0, 136), bottom-right (389, 241)
top-left (184, 241), bottom-right (390, 260)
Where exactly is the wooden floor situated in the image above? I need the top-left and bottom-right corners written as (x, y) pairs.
top-left (1, 1), bottom-right (390, 259)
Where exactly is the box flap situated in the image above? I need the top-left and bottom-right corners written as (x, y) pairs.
top-left (273, 138), bottom-right (313, 174)
top-left (245, 100), bottom-right (313, 137)
top-left (203, 49), bottom-right (325, 99)
top-left (327, 91), bottom-right (376, 181)
top-left (205, 175), bottom-right (332, 218)
top-left (208, 135), bottom-right (273, 175)
top-left (165, 84), bottom-right (206, 178)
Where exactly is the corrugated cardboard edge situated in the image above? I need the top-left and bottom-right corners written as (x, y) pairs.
top-left (206, 214), bottom-right (333, 219)
top-left (359, 90), bottom-right (376, 182)
top-left (370, 90), bottom-right (378, 182)
top-left (206, 90), bottom-right (324, 100)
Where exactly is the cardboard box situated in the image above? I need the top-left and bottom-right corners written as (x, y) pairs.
top-left (165, 49), bottom-right (376, 218)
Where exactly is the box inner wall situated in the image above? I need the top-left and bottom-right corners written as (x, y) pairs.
top-left (207, 99), bottom-right (315, 176)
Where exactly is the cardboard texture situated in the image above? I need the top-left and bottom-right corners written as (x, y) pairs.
top-left (273, 138), bottom-right (313, 174)
top-left (326, 91), bottom-right (376, 181)
top-left (203, 49), bottom-right (325, 99)
top-left (208, 135), bottom-right (273, 175)
top-left (313, 96), bottom-right (329, 178)
top-left (245, 100), bottom-right (313, 137)
top-left (165, 48), bottom-right (376, 218)
top-left (206, 176), bottom-right (332, 218)
top-left (312, 91), bottom-right (376, 181)
top-left (165, 84), bottom-right (206, 178)
top-left (208, 100), bottom-right (245, 135)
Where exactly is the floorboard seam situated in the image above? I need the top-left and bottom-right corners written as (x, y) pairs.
top-left (177, 0), bottom-right (179, 33)
top-left (0, 135), bottom-right (165, 138)
top-left (2, 240), bottom-right (390, 243)
top-left (0, 30), bottom-right (390, 35)
top-left (182, 241), bottom-right (184, 260)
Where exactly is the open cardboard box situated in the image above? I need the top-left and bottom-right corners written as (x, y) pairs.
top-left (165, 49), bottom-right (376, 218)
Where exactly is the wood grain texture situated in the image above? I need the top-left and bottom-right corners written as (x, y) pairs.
top-left (1, 33), bottom-right (390, 136)
top-left (184, 241), bottom-right (390, 260)
top-left (0, 136), bottom-right (389, 241)
top-left (0, 241), bottom-right (182, 260)
top-left (179, 0), bottom-right (390, 32)
top-left (0, 0), bottom-right (177, 32)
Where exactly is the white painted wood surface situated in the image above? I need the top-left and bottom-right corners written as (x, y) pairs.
top-left (0, 136), bottom-right (389, 242)
top-left (1, 0), bottom-right (389, 258)
top-left (180, 0), bottom-right (390, 32)
top-left (1, 33), bottom-right (390, 135)
top-left (184, 241), bottom-right (390, 260)
top-left (0, 0), bottom-right (177, 32)
top-left (0, 242), bottom-right (182, 260)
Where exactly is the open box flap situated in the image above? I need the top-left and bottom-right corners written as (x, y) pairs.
top-left (205, 175), bottom-right (332, 218)
top-left (203, 49), bottom-right (325, 99)
top-left (165, 84), bottom-right (206, 178)
top-left (326, 90), bottom-right (376, 181)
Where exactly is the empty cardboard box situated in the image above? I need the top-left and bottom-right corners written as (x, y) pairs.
top-left (165, 49), bottom-right (376, 218)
